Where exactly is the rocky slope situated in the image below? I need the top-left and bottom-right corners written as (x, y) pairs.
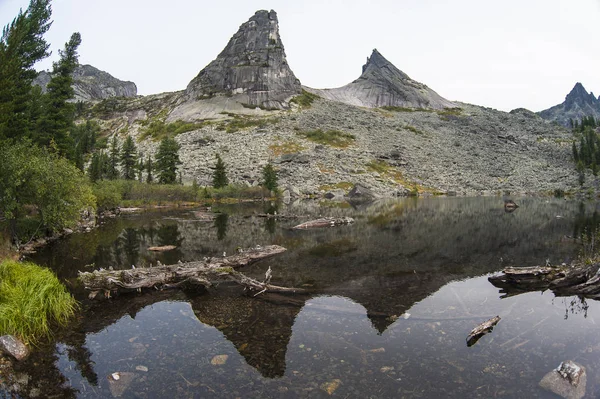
top-left (307, 49), bottom-right (456, 110)
top-left (182, 10), bottom-right (301, 113)
top-left (538, 82), bottom-right (600, 127)
top-left (34, 64), bottom-right (137, 101)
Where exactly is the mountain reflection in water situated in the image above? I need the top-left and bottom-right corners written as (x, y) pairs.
top-left (18, 197), bottom-right (600, 398)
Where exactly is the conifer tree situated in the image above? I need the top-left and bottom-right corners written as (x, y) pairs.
top-left (155, 137), bottom-right (181, 184)
top-left (0, 0), bottom-right (52, 140)
top-left (212, 153), bottom-right (228, 189)
top-left (120, 136), bottom-right (137, 180)
top-left (146, 156), bottom-right (153, 183)
top-left (88, 152), bottom-right (102, 182)
top-left (107, 136), bottom-right (119, 179)
top-left (262, 163), bottom-right (278, 192)
top-left (34, 32), bottom-right (81, 157)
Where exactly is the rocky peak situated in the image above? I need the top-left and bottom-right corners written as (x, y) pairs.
top-left (306, 49), bottom-right (456, 110)
top-left (33, 64), bottom-right (137, 102)
top-left (565, 82), bottom-right (598, 108)
top-left (184, 9), bottom-right (301, 109)
top-left (539, 82), bottom-right (600, 126)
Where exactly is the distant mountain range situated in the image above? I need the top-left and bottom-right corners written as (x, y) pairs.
top-left (538, 83), bottom-right (600, 127)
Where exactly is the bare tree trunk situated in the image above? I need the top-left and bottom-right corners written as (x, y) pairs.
top-left (78, 245), bottom-right (306, 299)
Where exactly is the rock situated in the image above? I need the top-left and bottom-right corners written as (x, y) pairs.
top-left (0, 335), bottom-right (29, 361)
top-left (108, 372), bottom-right (136, 398)
top-left (307, 49), bottom-right (456, 110)
top-left (346, 183), bottom-right (376, 202)
top-left (210, 354), bottom-right (229, 365)
top-left (320, 379), bottom-right (342, 395)
top-left (276, 153), bottom-right (309, 164)
top-left (539, 361), bottom-right (586, 399)
top-left (33, 65), bottom-right (137, 102)
top-left (135, 365), bottom-right (148, 372)
top-left (539, 82), bottom-right (600, 127)
top-left (185, 10), bottom-right (301, 109)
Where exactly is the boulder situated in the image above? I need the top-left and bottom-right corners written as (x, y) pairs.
top-left (0, 335), bottom-right (29, 361)
top-left (539, 361), bottom-right (586, 399)
top-left (346, 183), bottom-right (376, 202)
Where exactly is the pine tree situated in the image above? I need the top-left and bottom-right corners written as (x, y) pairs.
top-left (88, 152), bottom-right (102, 182)
top-left (34, 32), bottom-right (81, 157)
top-left (146, 156), bottom-right (153, 183)
top-left (155, 137), bottom-right (181, 184)
top-left (0, 0), bottom-right (52, 140)
top-left (107, 136), bottom-right (119, 179)
top-left (120, 136), bottom-right (137, 180)
top-left (262, 163), bottom-right (278, 192)
top-left (212, 153), bottom-right (228, 189)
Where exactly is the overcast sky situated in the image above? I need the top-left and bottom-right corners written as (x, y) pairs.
top-left (1, 0), bottom-right (599, 112)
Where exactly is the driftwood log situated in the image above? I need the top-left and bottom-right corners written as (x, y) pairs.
top-left (292, 217), bottom-right (354, 229)
top-left (466, 316), bottom-right (501, 347)
top-left (488, 263), bottom-right (600, 299)
top-left (78, 245), bottom-right (306, 299)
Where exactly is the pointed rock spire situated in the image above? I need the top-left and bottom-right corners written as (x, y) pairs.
top-left (539, 82), bottom-right (600, 126)
top-left (307, 49), bottom-right (456, 109)
top-left (185, 10), bottom-right (301, 109)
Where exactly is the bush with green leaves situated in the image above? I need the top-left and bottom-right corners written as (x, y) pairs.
top-left (0, 140), bottom-right (95, 244)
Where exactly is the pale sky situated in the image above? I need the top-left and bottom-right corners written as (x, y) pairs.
top-left (1, 0), bottom-right (599, 112)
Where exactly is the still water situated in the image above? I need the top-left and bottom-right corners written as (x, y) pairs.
top-left (19, 197), bottom-right (600, 398)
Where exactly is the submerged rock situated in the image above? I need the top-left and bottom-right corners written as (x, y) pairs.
top-left (539, 360), bottom-right (586, 399)
top-left (0, 335), bottom-right (29, 361)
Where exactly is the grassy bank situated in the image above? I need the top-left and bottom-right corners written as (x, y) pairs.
top-left (0, 260), bottom-right (77, 344)
top-left (93, 180), bottom-right (274, 210)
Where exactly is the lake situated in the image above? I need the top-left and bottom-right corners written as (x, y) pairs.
top-left (18, 197), bottom-right (600, 398)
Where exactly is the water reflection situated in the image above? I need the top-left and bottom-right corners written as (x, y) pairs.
top-left (213, 213), bottom-right (228, 240)
top-left (19, 198), bottom-right (600, 397)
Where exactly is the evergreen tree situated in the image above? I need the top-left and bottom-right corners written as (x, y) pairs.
top-left (0, 0), bottom-right (52, 140)
top-left (88, 152), bottom-right (102, 182)
top-left (145, 156), bottom-right (153, 184)
top-left (107, 136), bottom-right (119, 179)
top-left (212, 153), bottom-right (228, 189)
top-left (155, 137), bottom-right (181, 184)
top-left (120, 136), bottom-right (137, 180)
top-left (34, 32), bottom-right (81, 157)
top-left (262, 163), bottom-right (278, 192)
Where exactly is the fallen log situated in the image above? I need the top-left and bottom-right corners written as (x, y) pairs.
top-left (292, 217), bottom-right (354, 230)
top-left (488, 263), bottom-right (599, 299)
top-left (148, 245), bottom-right (177, 252)
top-left (78, 245), bottom-right (305, 299)
top-left (466, 316), bottom-right (501, 347)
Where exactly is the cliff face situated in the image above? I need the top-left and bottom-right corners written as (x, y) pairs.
top-left (34, 64), bottom-right (137, 101)
top-left (184, 10), bottom-right (301, 110)
top-left (538, 82), bottom-right (600, 126)
top-left (306, 49), bottom-right (456, 110)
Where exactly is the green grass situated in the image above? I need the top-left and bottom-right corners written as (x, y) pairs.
top-left (290, 90), bottom-right (320, 108)
top-left (0, 260), bottom-right (77, 344)
top-left (298, 129), bottom-right (355, 148)
top-left (404, 125), bottom-right (425, 135)
top-left (139, 119), bottom-right (209, 141)
top-left (437, 107), bottom-right (464, 119)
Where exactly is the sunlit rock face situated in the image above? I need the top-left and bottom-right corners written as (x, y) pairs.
top-left (538, 82), bottom-right (600, 127)
top-left (33, 64), bottom-right (137, 101)
top-left (185, 10), bottom-right (301, 110)
top-left (307, 49), bottom-right (456, 110)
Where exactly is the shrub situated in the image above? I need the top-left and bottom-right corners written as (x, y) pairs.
top-left (139, 120), bottom-right (208, 141)
top-left (297, 129), bottom-right (355, 148)
top-left (0, 260), bottom-right (77, 343)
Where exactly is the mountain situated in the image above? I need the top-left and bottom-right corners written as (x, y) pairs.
top-left (33, 64), bottom-right (137, 101)
top-left (538, 82), bottom-right (600, 126)
top-left (184, 10), bottom-right (301, 110)
top-left (306, 49), bottom-right (456, 109)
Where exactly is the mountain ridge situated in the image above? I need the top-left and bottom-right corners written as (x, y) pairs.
top-left (538, 82), bottom-right (600, 126)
